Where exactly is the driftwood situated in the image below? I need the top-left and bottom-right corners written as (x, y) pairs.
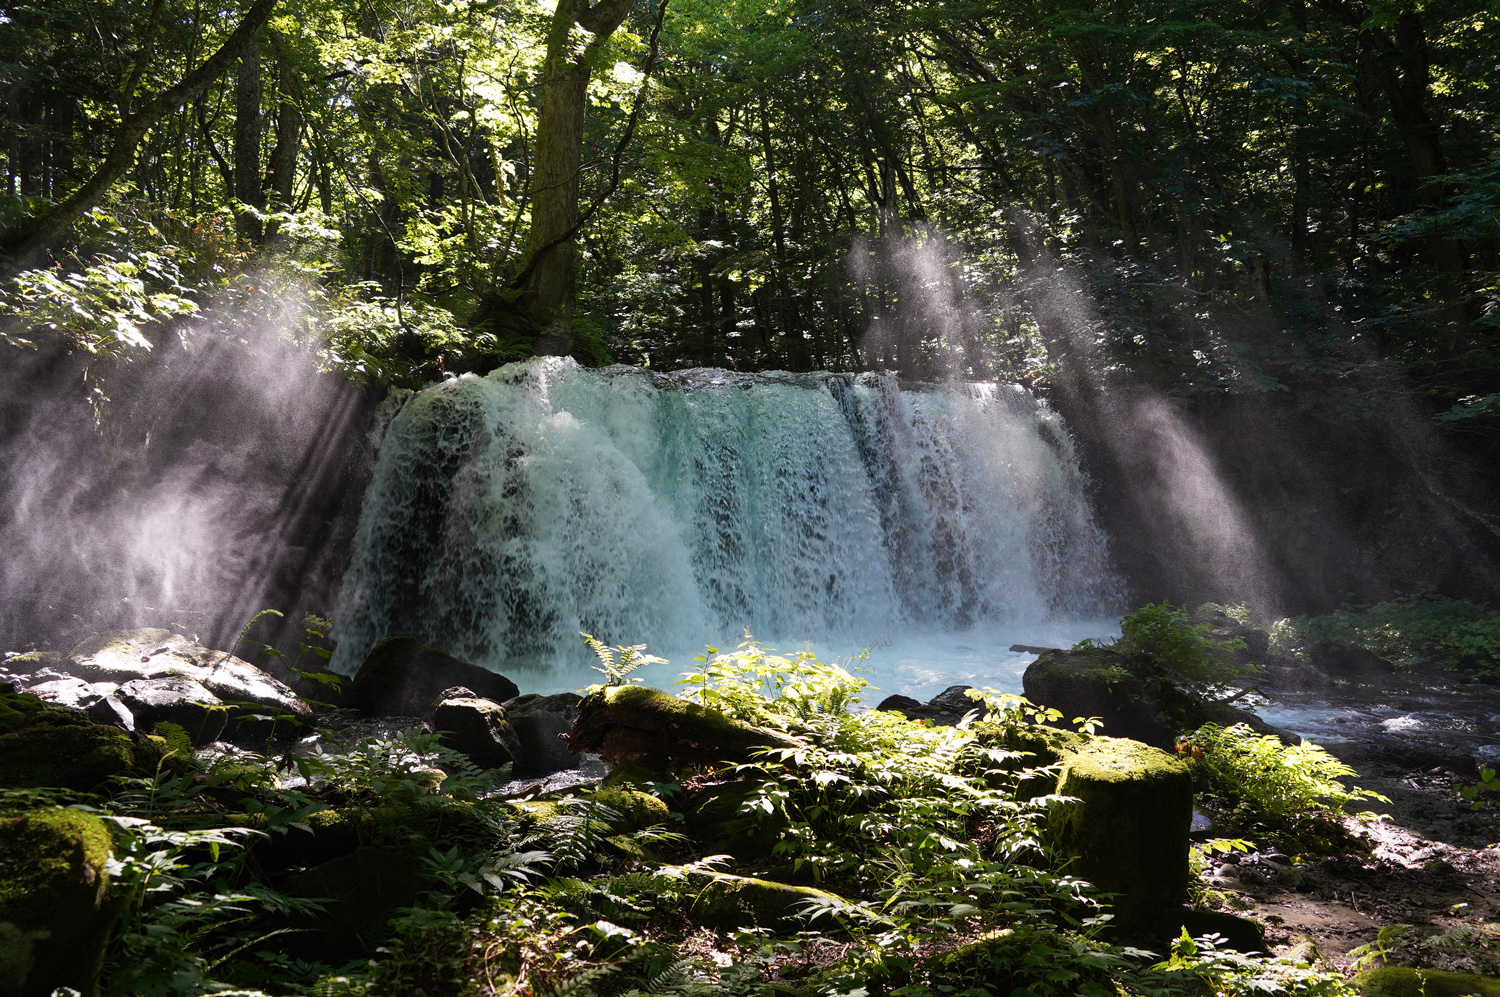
top-left (564, 686), bottom-right (800, 764)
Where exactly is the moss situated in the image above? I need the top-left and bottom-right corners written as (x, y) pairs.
top-left (1354, 967), bottom-right (1500, 997)
top-left (0, 810), bottom-right (113, 923)
top-left (1045, 735), bottom-right (1193, 929)
top-left (601, 759), bottom-right (673, 790)
top-left (0, 809), bottom-right (118, 996)
top-left (0, 717), bottom-right (142, 789)
top-left (571, 686), bottom-right (798, 763)
top-left (689, 873), bottom-right (847, 932)
top-left (0, 691), bottom-right (47, 734)
top-left (592, 787), bottom-right (669, 832)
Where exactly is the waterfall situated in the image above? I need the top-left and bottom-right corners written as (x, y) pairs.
top-left (332, 357), bottom-right (1123, 697)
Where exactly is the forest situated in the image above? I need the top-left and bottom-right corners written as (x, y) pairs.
top-left (3, 0), bottom-right (1500, 995)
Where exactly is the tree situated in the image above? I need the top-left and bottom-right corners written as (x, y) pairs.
top-left (0, 0), bottom-right (279, 271)
top-left (521, 0), bottom-right (635, 355)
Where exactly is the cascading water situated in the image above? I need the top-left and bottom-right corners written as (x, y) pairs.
top-left (332, 357), bottom-right (1124, 698)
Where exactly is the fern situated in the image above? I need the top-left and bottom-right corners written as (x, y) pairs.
top-left (581, 632), bottom-right (665, 687)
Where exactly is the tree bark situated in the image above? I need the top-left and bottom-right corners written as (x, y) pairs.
top-left (525, 0), bottom-right (634, 356)
top-left (234, 39), bottom-right (265, 241)
top-left (1, 0), bottom-right (278, 271)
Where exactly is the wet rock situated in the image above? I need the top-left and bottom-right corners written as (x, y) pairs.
top-left (504, 694), bottom-right (583, 778)
top-left (64, 629), bottom-right (310, 723)
top-left (1308, 643), bottom-right (1396, 677)
top-left (85, 695), bottom-right (135, 731)
top-left (115, 676), bottom-right (227, 746)
top-left (1473, 745), bottom-right (1500, 770)
top-left (0, 809), bottom-right (119, 997)
top-left (23, 676), bottom-right (109, 709)
top-left (428, 694), bottom-right (521, 771)
top-left (873, 694), bottom-right (922, 714)
top-left (350, 637), bottom-right (518, 718)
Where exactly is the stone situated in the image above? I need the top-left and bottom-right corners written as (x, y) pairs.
top-left (1044, 735), bottom-right (1193, 929)
top-left (85, 696), bottom-right (135, 731)
top-left (1473, 745), bottom-right (1500, 770)
top-left (281, 846), bottom-right (424, 960)
top-left (1022, 646), bottom-right (1297, 749)
top-left (1153, 907), bottom-right (1267, 952)
top-left (0, 809), bottom-right (118, 997)
top-left (873, 694), bottom-right (922, 714)
top-left (428, 694), bottom-right (521, 771)
top-left (565, 685), bottom-right (800, 765)
top-left (64, 629), bottom-right (310, 723)
top-left (688, 872), bottom-right (848, 932)
top-left (350, 636), bottom-right (518, 718)
top-left (1353, 967), bottom-right (1500, 997)
top-left (504, 693), bottom-right (583, 778)
top-left (592, 787), bottom-right (670, 833)
top-left (0, 691), bottom-right (171, 790)
top-left (115, 676), bottom-right (228, 746)
top-left (23, 677), bottom-right (109, 709)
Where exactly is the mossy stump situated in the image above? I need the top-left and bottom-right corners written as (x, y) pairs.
top-left (1045, 735), bottom-right (1192, 930)
top-left (0, 809), bottom-right (118, 997)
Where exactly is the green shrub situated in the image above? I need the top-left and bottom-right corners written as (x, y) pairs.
top-left (1184, 723), bottom-right (1388, 850)
top-left (1275, 591), bottom-right (1500, 678)
top-left (1106, 602), bottom-right (1254, 693)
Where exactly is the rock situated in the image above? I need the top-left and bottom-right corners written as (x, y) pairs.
top-left (873, 694), bottom-right (922, 714)
top-left (682, 778), bottom-right (782, 861)
top-left (1308, 643), bottom-right (1396, 676)
top-left (0, 809), bottom-right (119, 997)
top-left (1022, 646), bottom-right (1298, 749)
top-left (1190, 808), bottom-right (1214, 840)
top-left (64, 629), bottom-right (311, 725)
top-left (689, 872), bottom-right (848, 932)
top-left (1153, 907), bottom-right (1267, 953)
top-left (0, 690), bottom-right (172, 790)
top-left (428, 694), bottom-right (521, 771)
top-left (1353, 967), bottom-right (1500, 997)
top-left (1473, 745), bottom-right (1500, 770)
top-left (926, 684), bottom-right (982, 716)
top-left (23, 677), bottom-right (109, 709)
top-left (85, 695), bottom-right (135, 731)
top-left (115, 676), bottom-right (227, 746)
top-left (281, 845), bottom-right (424, 960)
top-left (565, 686), bottom-right (800, 765)
top-left (593, 787), bottom-right (670, 833)
top-left (1044, 735), bottom-right (1193, 929)
top-left (350, 636), bottom-right (518, 717)
top-left (504, 694), bottom-right (583, 778)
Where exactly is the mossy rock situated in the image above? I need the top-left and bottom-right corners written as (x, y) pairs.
top-left (0, 698), bottom-right (172, 790)
top-left (682, 777), bottom-right (783, 861)
top-left (593, 788), bottom-right (669, 833)
top-left (0, 809), bottom-right (118, 997)
top-left (568, 686), bottom-right (799, 764)
top-left (1046, 735), bottom-right (1192, 929)
top-left (0, 692), bottom-right (47, 735)
top-left (689, 872), bottom-right (847, 933)
top-left (1354, 967), bottom-right (1500, 997)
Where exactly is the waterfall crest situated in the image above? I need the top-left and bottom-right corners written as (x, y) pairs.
top-left (332, 357), bottom-right (1122, 690)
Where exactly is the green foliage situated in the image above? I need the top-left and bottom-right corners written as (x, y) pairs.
top-left (582, 632), bottom-right (666, 689)
top-left (1183, 723), bottom-right (1388, 850)
top-left (1276, 592), bottom-right (1500, 679)
top-left (677, 635), bottom-right (869, 732)
top-left (1092, 602), bottom-right (1254, 694)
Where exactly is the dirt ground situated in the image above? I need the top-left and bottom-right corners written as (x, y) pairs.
top-left (1205, 762), bottom-right (1500, 975)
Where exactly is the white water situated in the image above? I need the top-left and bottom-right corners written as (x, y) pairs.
top-left (332, 358), bottom-right (1123, 700)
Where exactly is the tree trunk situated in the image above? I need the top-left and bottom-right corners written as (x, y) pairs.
top-left (525, 0), bottom-right (634, 356)
top-left (234, 39), bottom-right (264, 241)
top-left (0, 0), bottom-right (278, 271)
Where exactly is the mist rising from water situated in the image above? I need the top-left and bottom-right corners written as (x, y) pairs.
top-left (0, 299), bottom-right (366, 653)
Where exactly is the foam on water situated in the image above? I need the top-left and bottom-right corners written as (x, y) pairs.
top-left (332, 357), bottom-right (1124, 698)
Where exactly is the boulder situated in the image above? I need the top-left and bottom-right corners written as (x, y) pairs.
top-left (566, 686), bottom-right (800, 765)
top-left (350, 637), bottom-right (518, 717)
top-left (1044, 735), bottom-right (1193, 930)
top-left (21, 677), bottom-right (108, 710)
top-left (1022, 647), bottom-right (1296, 749)
top-left (1353, 967), bottom-right (1500, 997)
top-left (64, 629), bottom-right (310, 723)
top-left (0, 809), bottom-right (118, 997)
top-left (504, 693), bottom-right (583, 777)
top-left (281, 845), bottom-right (424, 960)
top-left (592, 787), bottom-right (670, 833)
top-left (0, 691), bottom-right (172, 790)
top-left (115, 677), bottom-right (227, 746)
top-left (428, 694), bottom-right (521, 771)
top-left (688, 872), bottom-right (848, 933)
